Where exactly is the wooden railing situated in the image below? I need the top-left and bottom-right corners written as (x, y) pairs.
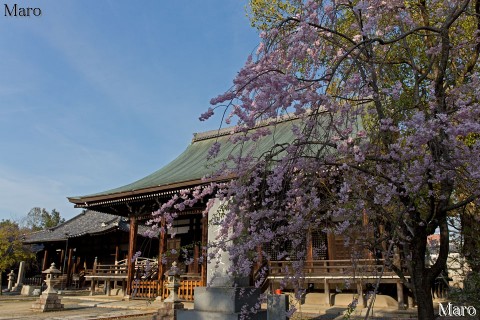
top-left (162, 279), bottom-right (203, 301)
top-left (134, 263), bottom-right (158, 280)
top-left (86, 263), bottom-right (128, 296)
top-left (92, 263), bottom-right (128, 276)
top-left (131, 279), bottom-right (158, 299)
top-left (268, 259), bottom-right (395, 278)
top-left (86, 257), bottom-right (164, 280)
top-left (128, 278), bottom-right (202, 301)
top-left (89, 258), bottom-right (203, 300)
top-left (116, 257), bottom-right (156, 265)
top-left (24, 275), bottom-right (43, 286)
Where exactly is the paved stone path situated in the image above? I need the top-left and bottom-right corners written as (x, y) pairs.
top-left (0, 295), bottom-right (159, 320)
top-left (0, 293), bottom-right (422, 319)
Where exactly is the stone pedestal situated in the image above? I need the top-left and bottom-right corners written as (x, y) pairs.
top-left (176, 287), bottom-right (266, 320)
top-left (152, 302), bottom-right (185, 320)
top-left (31, 292), bottom-right (64, 311)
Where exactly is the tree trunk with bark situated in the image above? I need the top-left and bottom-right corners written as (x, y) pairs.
top-left (409, 228), bottom-right (435, 320)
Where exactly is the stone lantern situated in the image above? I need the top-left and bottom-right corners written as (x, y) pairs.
top-left (31, 263), bottom-right (64, 312)
top-left (42, 262), bottom-right (62, 294)
top-left (164, 262), bottom-right (181, 303)
top-left (152, 262), bottom-right (184, 320)
top-left (7, 270), bottom-right (16, 291)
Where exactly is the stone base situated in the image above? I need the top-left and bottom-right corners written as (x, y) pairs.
top-left (21, 285), bottom-right (41, 296)
top-left (152, 301), bottom-right (185, 320)
top-left (267, 294), bottom-right (289, 320)
top-left (364, 294), bottom-right (398, 308)
top-left (177, 310), bottom-right (267, 320)
top-left (304, 292), bottom-right (331, 306)
top-left (177, 287), bottom-right (266, 320)
top-left (11, 284), bottom-right (23, 292)
top-left (31, 293), bottom-right (64, 312)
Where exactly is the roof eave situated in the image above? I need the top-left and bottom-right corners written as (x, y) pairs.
top-left (23, 237), bottom-right (68, 244)
top-left (68, 175), bottom-right (233, 207)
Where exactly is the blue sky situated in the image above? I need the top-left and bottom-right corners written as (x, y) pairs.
top-left (0, 1), bottom-right (259, 222)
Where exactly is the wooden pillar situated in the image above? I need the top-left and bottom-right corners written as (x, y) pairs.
top-left (357, 281), bottom-right (366, 307)
top-left (255, 245), bottom-right (263, 272)
top-left (193, 244), bottom-right (199, 274)
top-left (90, 257), bottom-right (97, 296)
top-left (75, 257), bottom-right (81, 273)
top-left (192, 217), bottom-right (200, 274)
top-left (200, 214), bottom-right (208, 286)
top-left (306, 228), bottom-right (313, 272)
top-left (66, 248), bottom-right (73, 287)
top-left (324, 279), bottom-right (331, 306)
top-left (60, 249), bottom-right (65, 271)
top-left (327, 232), bottom-right (335, 261)
top-left (327, 232), bottom-right (336, 272)
top-left (407, 294), bottom-right (415, 308)
top-left (393, 246), bottom-right (401, 269)
top-left (106, 279), bottom-right (112, 296)
top-left (42, 249), bottom-right (49, 271)
top-left (379, 224), bottom-right (387, 253)
top-left (362, 209), bottom-right (373, 259)
top-left (113, 245), bottom-right (120, 289)
top-left (126, 215), bottom-right (138, 296)
top-left (397, 281), bottom-right (405, 309)
top-left (189, 217), bottom-right (198, 274)
top-left (157, 217), bottom-right (167, 298)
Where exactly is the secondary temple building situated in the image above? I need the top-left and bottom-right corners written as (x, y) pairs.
top-left (24, 210), bottom-right (155, 291)
top-left (61, 116), bottom-right (406, 307)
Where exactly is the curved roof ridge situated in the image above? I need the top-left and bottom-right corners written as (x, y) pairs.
top-left (192, 112), bottom-right (299, 142)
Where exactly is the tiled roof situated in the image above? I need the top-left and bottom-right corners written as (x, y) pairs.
top-left (68, 114), bottom-right (302, 206)
top-left (24, 210), bottom-right (151, 243)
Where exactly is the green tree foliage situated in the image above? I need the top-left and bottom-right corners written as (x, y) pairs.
top-left (24, 207), bottom-right (65, 231)
top-left (247, 0), bottom-right (298, 31)
top-left (0, 219), bottom-right (33, 294)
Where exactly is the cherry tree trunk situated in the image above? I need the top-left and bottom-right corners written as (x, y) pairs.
top-left (411, 236), bottom-right (435, 320)
top-left (412, 274), bottom-right (435, 320)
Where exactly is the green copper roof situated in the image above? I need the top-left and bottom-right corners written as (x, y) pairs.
top-left (68, 115), bottom-right (301, 204)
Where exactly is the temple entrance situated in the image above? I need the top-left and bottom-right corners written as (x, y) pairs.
top-left (128, 212), bottom-right (206, 300)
